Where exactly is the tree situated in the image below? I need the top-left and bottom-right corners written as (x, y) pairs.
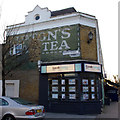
top-left (1, 27), bottom-right (32, 96)
top-left (0, 1), bottom-right (33, 96)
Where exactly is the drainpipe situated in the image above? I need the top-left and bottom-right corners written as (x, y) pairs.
top-left (102, 78), bottom-right (105, 106)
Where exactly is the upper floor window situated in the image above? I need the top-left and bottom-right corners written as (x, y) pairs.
top-left (10, 44), bottom-right (22, 55)
top-left (35, 14), bottom-right (40, 20)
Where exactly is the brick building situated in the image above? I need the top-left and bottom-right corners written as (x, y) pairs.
top-left (5, 6), bottom-right (104, 114)
top-left (0, 44), bottom-right (2, 80)
top-left (0, 44), bottom-right (2, 96)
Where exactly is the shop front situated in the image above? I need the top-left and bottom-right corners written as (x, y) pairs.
top-left (39, 61), bottom-right (102, 114)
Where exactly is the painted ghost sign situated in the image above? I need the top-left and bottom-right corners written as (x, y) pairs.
top-left (40, 24), bottom-right (80, 62)
top-left (9, 24), bottom-right (80, 62)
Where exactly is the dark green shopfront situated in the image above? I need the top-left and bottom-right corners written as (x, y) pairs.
top-left (39, 61), bottom-right (102, 114)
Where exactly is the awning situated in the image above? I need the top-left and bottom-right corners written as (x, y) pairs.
top-left (105, 79), bottom-right (119, 87)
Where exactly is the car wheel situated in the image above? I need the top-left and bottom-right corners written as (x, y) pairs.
top-left (2, 115), bottom-right (16, 120)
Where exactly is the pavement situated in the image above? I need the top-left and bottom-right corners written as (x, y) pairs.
top-left (96, 101), bottom-right (119, 119)
top-left (44, 99), bottom-right (120, 119)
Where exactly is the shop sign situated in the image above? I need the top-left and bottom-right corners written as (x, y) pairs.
top-left (41, 63), bottom-right (81, 73)
top-left (84, 64), bottom-right (101, 73)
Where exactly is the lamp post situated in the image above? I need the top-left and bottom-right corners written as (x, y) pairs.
top-left (101, 69), bottom-right (105, 106)
top-left (87, 31), bottom-right (93, 44)
top-left (38, 60), bottom-right (42, 71)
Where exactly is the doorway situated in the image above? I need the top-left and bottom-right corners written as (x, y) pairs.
top-left (5, 80), bottom-right (19, 97)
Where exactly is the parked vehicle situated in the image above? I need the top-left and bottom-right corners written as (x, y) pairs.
top-left (0, 96), bottom-right (45, 120)
top-left (105, 84), bottom-right (119, 102)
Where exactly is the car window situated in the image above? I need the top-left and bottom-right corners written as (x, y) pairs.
top-left (0, 98), bottom-right (9, 106)
top-left (0, 99), bottom-right (2, 106)
top-left (11, 98), bottom-right (35, 105)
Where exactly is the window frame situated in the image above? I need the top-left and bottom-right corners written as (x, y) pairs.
top-left (0, 98), bottom-right (9, 106)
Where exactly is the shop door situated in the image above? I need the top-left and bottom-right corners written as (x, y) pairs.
top-left (6, 83), bottom-right (15, 97)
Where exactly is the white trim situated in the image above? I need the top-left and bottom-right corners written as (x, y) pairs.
top-left (95, 19), bottom-right (100, 63)
top-left (6, 13), bottom-right (97, 36)
top-left (7, 13), bottom-right (96, 28)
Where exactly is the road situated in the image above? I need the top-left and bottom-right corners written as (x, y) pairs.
top-left (45, 99), bottom-right (120, 119)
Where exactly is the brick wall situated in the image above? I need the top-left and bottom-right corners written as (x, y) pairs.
top-left (80, 25), bottom-right (97, 61)
top-left (0, 44), bottom-right (2, 80)
top-left (6, 70), bottom-right (39, 103)
top-left (28, 25), bottom-right (98, 62)
top-left (5, 25), bottom-right (98, 103)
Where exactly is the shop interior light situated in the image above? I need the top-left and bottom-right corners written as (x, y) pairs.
top-left (87, 31), bottom-right (93, 44)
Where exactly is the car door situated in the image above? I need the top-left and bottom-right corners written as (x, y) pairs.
top-left (0, 98), bottom-right (9, 120)
top-left (0, 98), bottom-right (2, 119)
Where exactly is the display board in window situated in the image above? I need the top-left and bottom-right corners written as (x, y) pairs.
top-left (61, 87), bottom-right (65, 92)
top-left (69, 94), bottom-right (76, 99)
top-left (82, 79), bottom-right (88, 85)
top-left (62, 94), bottom-right (65, 99)
top-left (52, 87), bottom-right (58, 92)
top-left (52, 80), bottom-right (58, 85)
top-left (83, 94), bottom-right (89, 100)
top-left (91, 79), bottom-right (95, 85)
top-left (69, 79), bottom-right (76, 85)
top-left (52, 94), bottom-right (58, 99)
top-left (69, 86), bottom-right (76, 92)
top-left (91, 94), bottom-right (95, 99)
top-left (83, 86), bottom-right (89, 92)
top-left (61, 79), bottom-right (65, 85)
top-left (91, 87), bottom-right (95, 92)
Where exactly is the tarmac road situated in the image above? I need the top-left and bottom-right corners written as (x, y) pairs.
top-left (45, 98), bottom-right (120, 119)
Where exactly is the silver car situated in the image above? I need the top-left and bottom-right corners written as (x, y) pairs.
top-left (0, 96), bottom-right (45, 120)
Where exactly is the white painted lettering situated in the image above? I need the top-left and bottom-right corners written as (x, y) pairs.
top-left (59, 40), bottom-right (70, 50)
top-left (48, 30), bottom-right (58, 40)
top-left (50, 41), bottom-right (58, 50)
top-left (39, 32), bottom-right (46, 41)
top-left (61, 28), bottom-right (71, 39)
top-left (42, 42), bottom-right (49, 51)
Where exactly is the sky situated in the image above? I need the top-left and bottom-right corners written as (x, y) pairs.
top-left (0, 0), bottom-right (119, 79)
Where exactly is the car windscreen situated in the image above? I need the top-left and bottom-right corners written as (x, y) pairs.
top-left (11, 98), bottom-right (35, 105)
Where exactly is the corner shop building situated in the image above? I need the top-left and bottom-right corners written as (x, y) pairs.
top-left (6, 6), bottom-right (104, 114)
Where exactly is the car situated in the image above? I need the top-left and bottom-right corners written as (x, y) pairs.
top-left (0, 96), bottom-right (45, 120)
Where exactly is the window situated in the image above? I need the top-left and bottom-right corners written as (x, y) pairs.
top-left (81, 78), bottom-right (98, 101)
top-left (11, 98), bottom-right (34, 105)
top-left (10, 44), bottom-right (23, 55)
top-left (49, 77), bottom-right (78, 101)
top-left (16, 44), bottom-right (22, 55)
top-left (0, 98), bottom-right (9, 106)
top-left (35, 14), bottom-right (40, 20)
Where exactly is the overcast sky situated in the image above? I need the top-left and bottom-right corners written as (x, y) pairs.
top-left (0, 0), bottom-right (119, 79)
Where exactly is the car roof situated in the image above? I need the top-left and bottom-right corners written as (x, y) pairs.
top-left (0, 96), bottom-right (19, 105)
top-left (0, 96), bottom-right (13, 100)
top-left (0, 96), bottom-right (9, 99)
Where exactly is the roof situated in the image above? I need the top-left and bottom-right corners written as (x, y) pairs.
top-left (105, 79), bottom-right (119, 87)
top-left (6, 6), bottom-right (96, 30)
top-left (51, 7), bottom-right (77, 17)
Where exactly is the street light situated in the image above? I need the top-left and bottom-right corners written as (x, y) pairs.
top-left (87, 31), bottom-right (93, 44)
top-left (38, 60), bottom-right (42, 71)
